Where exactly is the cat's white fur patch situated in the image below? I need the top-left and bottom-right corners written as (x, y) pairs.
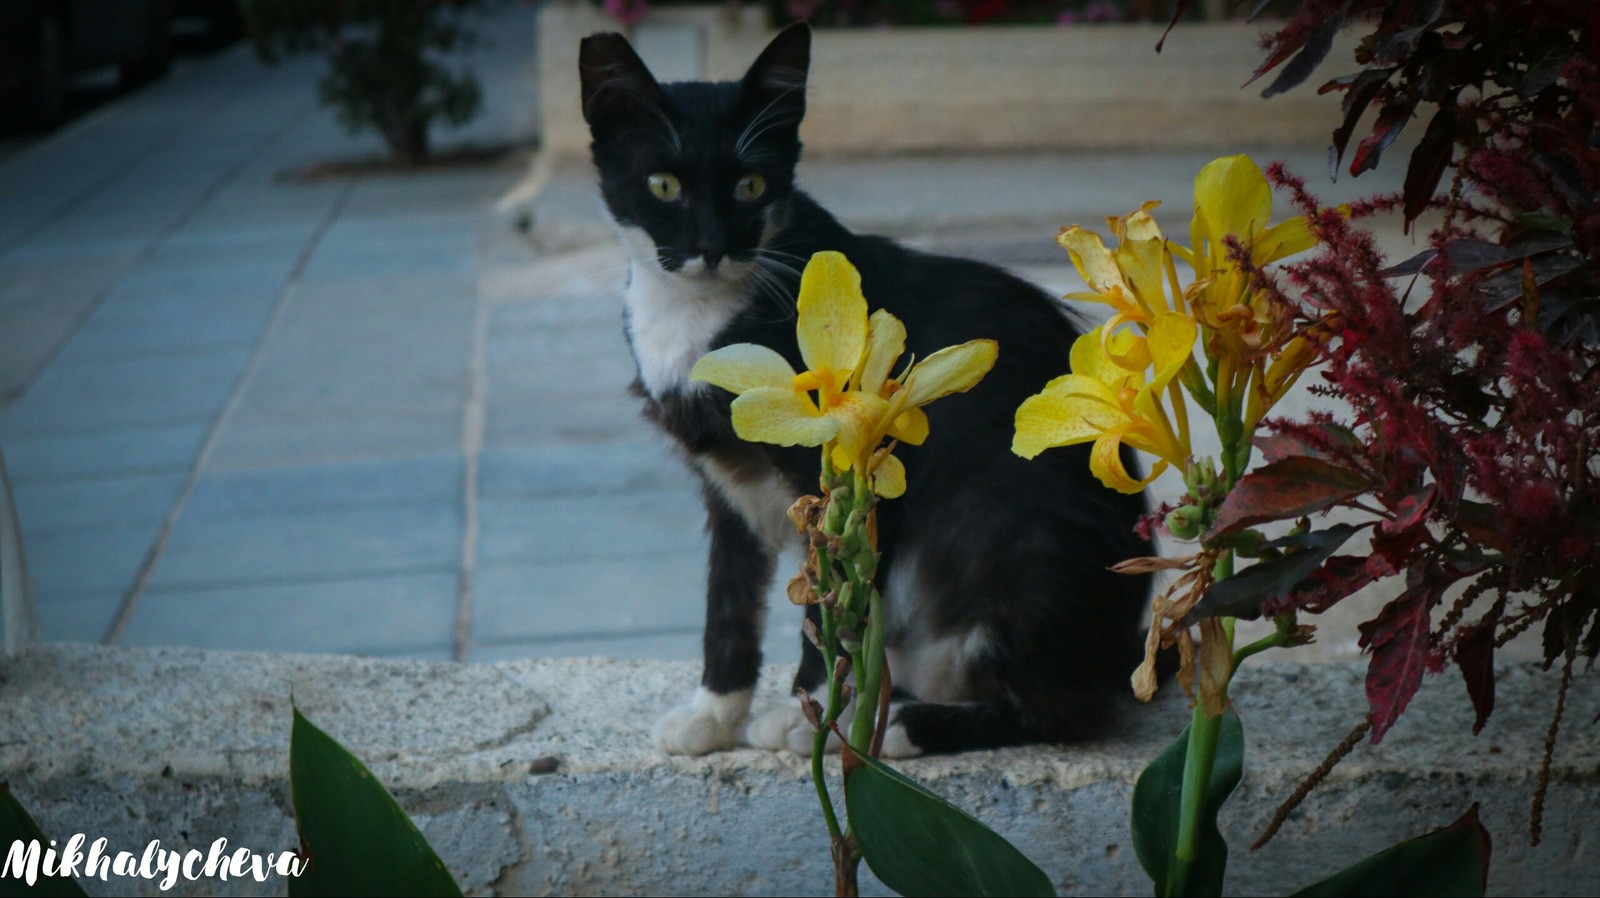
top-left (697, 457), bottom-right (798, 555)
top-left (746, 691), bottom-right (845, 754)
top-left (747, 697), bottom-right (923, 757)
top-left (615, 226), bottom-right (756, 398)
top-left (656, 686), bottom-right (753, 756)
top-left (886, 629), bottom-right (991, 704)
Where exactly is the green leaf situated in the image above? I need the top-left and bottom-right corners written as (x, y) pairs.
top-left (1292, 804), bottom-right (1490, 897)
top-left (844, 751), bottom-right (1054, 897)
top-left (1130, 710), bottom-right (1244, 897)
top-left (288, 706), bottom-right (462, 898)
top-left (0, 784), bottom-right (88, 897)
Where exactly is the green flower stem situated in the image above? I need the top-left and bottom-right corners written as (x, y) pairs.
top-left (812, 538), bottom-right (844, 843)
top-left (1167, 701), bottom-right (1222, 896)
top-left (1232, 629), bottom-right (1291, 670)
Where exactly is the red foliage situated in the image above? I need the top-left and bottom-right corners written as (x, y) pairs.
top-left (1237, 0), bottom-right (1600, 743)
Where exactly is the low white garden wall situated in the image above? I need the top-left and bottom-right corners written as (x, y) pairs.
top-left (536, 1), bottom-right (1358, 160)
top-left (2, 644), bottom-right (1595, 895)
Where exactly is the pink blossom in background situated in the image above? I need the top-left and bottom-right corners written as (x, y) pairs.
top-left (603, 0), bottom-right (650, 27)
top-left (785, 0), bottom-right (826, 20)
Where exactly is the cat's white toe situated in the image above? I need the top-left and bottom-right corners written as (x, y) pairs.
top-left (655, 687), bottom-right (752, 756)
top-left (878, 722), bottom-right (924, 759)
top-left (746, 702), bottom-right (844, 755)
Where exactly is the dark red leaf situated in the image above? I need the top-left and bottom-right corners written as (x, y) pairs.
top-left (1377, 247), bottom-right (1438, 278)
top-left (1382, 483), bottom-right (1438, 534)
top-left (1277, 554), bottom-right (1375, 614)
top-left (1262, 8), bottom-right (1345, 99)
top-left (1455, 622), bottom-right (1495, 734)
top-left (1155, 0), bottom-right (1193, 53)
top-left (1328, 68), bottom-right (1393, 179)
top-left (1193, 525), bottom-right (1362, 620)
top-left (1206, 456), bottom-right (1374, 539)
top-left (1247, 30), bottom-right (1310, 86)
top-left (1402, 98), bottom-right (1458, 230)
top-left (1255, 422), bottom-right (1362, 464)
top-left (1350, 94), bottom-right (1420, 176)
top-left (1360, 585), bottom-right (1435, 743)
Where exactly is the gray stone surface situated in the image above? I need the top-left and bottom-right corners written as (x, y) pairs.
top-left (1, 644), bottom-right (1595, 896)
top-left (0, 0), bottom-right (1530, 674)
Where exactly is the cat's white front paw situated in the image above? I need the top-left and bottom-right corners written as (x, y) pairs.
top-left (655, 687), bottom-right (752, 756)
top-left (746, 700), bottom-right (844, 755)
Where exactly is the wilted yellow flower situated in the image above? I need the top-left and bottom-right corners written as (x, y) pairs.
top-left (691, 251), bottom-right (996, 498)
top-left (1057, 201), bottom-right (1188, 371)
top-left (1013, 314), bottom-right (1197, 494)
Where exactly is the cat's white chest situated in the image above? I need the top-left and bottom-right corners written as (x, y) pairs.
top-left (617, 231), bottom-right (752, 398)
top-left (625, 271), bottom-right (748, 398)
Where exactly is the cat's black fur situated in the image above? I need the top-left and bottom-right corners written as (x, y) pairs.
top-left (580, 24), bottom-right (1153, 756)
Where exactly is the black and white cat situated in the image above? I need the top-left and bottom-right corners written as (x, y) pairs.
top-left (579, 24), bottom-right (1153, 757)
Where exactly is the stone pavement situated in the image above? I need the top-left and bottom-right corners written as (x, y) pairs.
top-left (0, 7), bottom-right (1419, 665)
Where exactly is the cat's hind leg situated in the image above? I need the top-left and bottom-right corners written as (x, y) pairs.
top-left (655, 493), bottom-right (772, 755)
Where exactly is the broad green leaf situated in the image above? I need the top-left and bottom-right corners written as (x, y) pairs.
top-left (1130, 710), bottom-right (1244, 897)
top-left (1291, 804), bottom-right (1490, 897)
top-left (288, 706), bottom-right (462, 898)
top-left (0, 784), bottom-right (88, 897)
top-left (845, 751), bottom-right (1054, 897)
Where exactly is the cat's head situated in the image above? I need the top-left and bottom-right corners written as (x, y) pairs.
top-left (579, 24), bottom-right (810, 278)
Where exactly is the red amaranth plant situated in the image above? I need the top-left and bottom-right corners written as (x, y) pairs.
top-left (1178, 0), bottom-right (1599, 845)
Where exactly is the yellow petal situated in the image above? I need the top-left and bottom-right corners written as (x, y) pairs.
top-left (690, 343), bottom-right (797, 394)
top-left (889, 406), bottom-right (929, 445)
top-left (1115, 237), bottom-right (1172, 316)
top-left (1057, 227), bottom-right (1126, 294)
top-left (828, 391), bottom-right (891, 470)
top-left (1146, 312), bottom-right (1199, 391)
top-left (1011, 393), bottom-right (1129, 459)
top-left (1071, 328), bottom-right (1146, 386)
top-left (797, 251), bottom-right (868, 375)
top-left (858, 309), bottom-right (906, 394)
top-left (730, 387), bottom-right (839, 447)
top-left (1193, 155), bottom-right (1271, 250)
top-left (1089, 425), bottom-right (1166, 494)
top-left (1122, 204), bottom-right (1164, 242)
top-left (1252, 215), bottom-right (1318, 266)
top-left (870, 451), bottom-right (906, 498)
top-left (1102, 321), bottom-right (1153, 373)
top-left (901, 339), bottom-right (998, 407)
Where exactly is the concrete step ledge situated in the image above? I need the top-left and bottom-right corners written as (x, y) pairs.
top-left (538, 2), bottom-right (1361, 161)
top-left (2, 644), bottom-right (1595, 896)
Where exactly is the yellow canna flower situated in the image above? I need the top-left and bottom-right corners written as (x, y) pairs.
top-left (1169, 154), bottom-right (1317, 358)
top-left (690, 251), bottom-right (997, 499)
top-left (1013, 314), bottom-right (1197, 494)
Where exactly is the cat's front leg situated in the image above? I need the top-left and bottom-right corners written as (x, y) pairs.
top-left (654, 492), bottom-right (773, 755)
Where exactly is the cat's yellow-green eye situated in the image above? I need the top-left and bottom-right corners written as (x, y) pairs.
top-left (735, 173), bottom-right (767, 202)
top-left (647, 172), bottom-right (682, 202)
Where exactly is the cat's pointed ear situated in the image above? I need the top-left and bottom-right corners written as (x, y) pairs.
top-left (741, 23), bottom-right (810, 117)
top-left (579, 32), bottom-right (667, 127)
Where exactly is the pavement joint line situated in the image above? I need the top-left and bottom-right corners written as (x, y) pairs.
top-left (102, 177), bottom-right (358, 645)
top-left (455, 229), bottom-right (493, 663)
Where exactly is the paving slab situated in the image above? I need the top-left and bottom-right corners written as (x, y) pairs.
top-left (183, 454), bottom-right (461, 517)
top-left (122, 572), bottom-right (460, 656)
top-left (10, 472), bottom-right (186, 538)
top-left (148, 501), bottom-right (462, 591)
top-left (0, 422), bottom-right (208, 483)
